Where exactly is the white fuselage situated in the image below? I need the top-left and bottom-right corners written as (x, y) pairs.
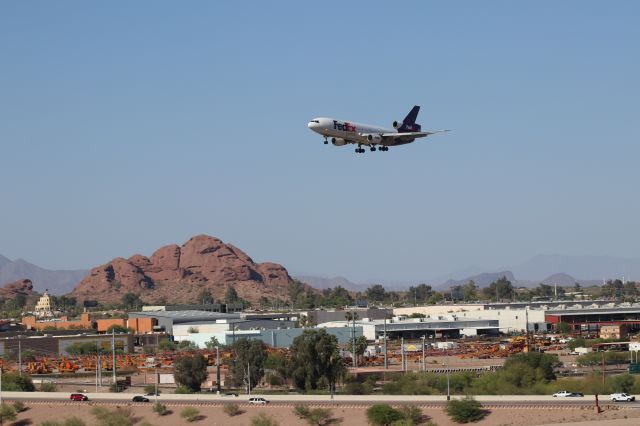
top-left (308, 117), bottom-right (396, 146)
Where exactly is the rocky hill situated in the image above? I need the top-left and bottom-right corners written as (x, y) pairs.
top-left (72, 235), bottom-right (295, 304)
top-left (0, 278), bottom-right (38, 299)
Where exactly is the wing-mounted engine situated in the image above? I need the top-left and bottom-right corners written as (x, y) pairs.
top-left (366, 134), bottom-right (383, 144)
top-left (393, 120), bottom-right (403, 129)
top-left (331, 137), bottom-right (347, 146)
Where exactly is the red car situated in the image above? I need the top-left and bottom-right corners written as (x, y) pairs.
top-left (70, 393), bottom-right (89, 401)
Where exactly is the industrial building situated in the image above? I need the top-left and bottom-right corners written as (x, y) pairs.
top-left (317, 316), bottom-right (499, 340)
top-left (0, 333), bottom-right (134, 357)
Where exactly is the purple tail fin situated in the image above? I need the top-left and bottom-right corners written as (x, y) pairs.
top-left (398, 105), bottom-right (421, 132)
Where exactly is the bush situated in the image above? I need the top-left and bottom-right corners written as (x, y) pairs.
top-left (293, 405), bottom-right (311, 418)
top-left (91, 406), bottom-right (134, 426)
top-left (12, 401), bottom-right (26, 413)
top-left (366, 404), bottom-right (403, 426)
top-left (0, 372), bottom-right (35, 391)
top-left (0, 404), bottom-right (16, 425)
top-left (180, 407), bottom-right (201, 422)
top-left (398, 405), bottom-right (422, 424)
top-left (40, 382), bottom-right (57, 392)
top-left (445, 397), bottom-right (486, 423)
top-left (223, 403), bottom-right (243, 417)
top-left (251, 412), bottom-right (280, 426)
top-left (144, 384), bottom-right (159, 394)
top-left (39, 418), bottom-right (87, 426)
top-left (152, 402), bottom-right (169, 416)
top-left (175, 385), bottom-right (194, 394)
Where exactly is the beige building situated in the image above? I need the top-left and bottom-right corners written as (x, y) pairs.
top-left (599, 324), bottom-right (628, 340)
top-left (34, 291), bottom-right (53, 317)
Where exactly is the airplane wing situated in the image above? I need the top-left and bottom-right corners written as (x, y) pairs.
top-left (380, 130), bottom-right (450, 142)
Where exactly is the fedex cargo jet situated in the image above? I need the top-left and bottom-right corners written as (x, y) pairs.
top-left (308, 106), bottom-right (449, 153)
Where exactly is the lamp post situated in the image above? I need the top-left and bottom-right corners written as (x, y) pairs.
top-left (443, 357), bottom-right (450, 401)
top-left (421, 336), bottom-right (426, 372)
top-left (216, 345), bottom-right (221, 394)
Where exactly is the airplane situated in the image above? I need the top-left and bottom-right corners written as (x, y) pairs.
top-left (308, 105), bottom-right (449, 154)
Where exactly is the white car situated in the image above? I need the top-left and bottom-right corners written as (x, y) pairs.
top-left (248, 397), bottom-right (269, 405)
top-left (553, 391), bottom-right (583, 397)
top-left (610, 393), bottom-right (635, 402)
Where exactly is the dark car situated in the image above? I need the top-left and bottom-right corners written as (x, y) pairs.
top-left (132, 396), bottom-right (150, 402)
top-left (570, 392), bottom-right (584, 397)
top-left (70, 393), bottom-right (89, 401)
top-left (145, 392), bottom-right (160, 396)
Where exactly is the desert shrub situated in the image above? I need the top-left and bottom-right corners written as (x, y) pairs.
top-left (398, 405), bottom-right (422, 424)
top-left (366, 404), bottom-right (403, 426)
top-left (175, 385), bottom-right (194, 394)
top-left (223, 403), bottom-right (243, 417)
top-left (293, 404), bottom-right (311, 418)
top-left (0, 372), bottom-right (35, 391)
top-left (91, 406), bottom-right (134, 426)
top-left (40, 381), bottom-right (57, 392)
top-left (180, 407), bottom-right (201, 422)
top-left (144, 384), bottom-right (159, 394)
top-left (445, 397), bottom-right (486, 423)
top-left (0, 404), bottom-right (16, 426)
top-left (251, 412), bottom-right (280, 426)
top-left (152, 402), bottom-right (169, 416)
top-left (39, 418), bottom-right (87, 426)
top-left (12, 401), bottom-right (26, 413)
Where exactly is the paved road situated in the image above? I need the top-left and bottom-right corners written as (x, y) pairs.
top-left (2, 391), bottom-right (639, 409)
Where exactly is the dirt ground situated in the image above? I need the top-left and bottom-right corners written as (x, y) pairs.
top-left (9, 402), bottom-right (640, 426)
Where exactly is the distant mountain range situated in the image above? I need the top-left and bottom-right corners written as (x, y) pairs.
top-left (0, 255), bottom-right (88, 295)
top-left (295, 276), bottom-right (369, 292)
top-left (299, 254), bottom-right (640, 291)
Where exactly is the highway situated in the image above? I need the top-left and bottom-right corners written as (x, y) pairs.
top-left (2, 392), bottom-right (639, 409)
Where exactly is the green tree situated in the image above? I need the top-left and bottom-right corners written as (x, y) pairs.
top-left (106, 324), bottom-right (130, 334)
top-left (0, 404), bottom-right (16, 426)
top-left (121, 292), bottom-right (142, 310)
top-left (204, 336), bottom-right (221, 350)
top-left (482, 276), bottom-right (514, 301)
top-left (288, 280), bottom-right (306, 308)
top-left (289, 329), bottom-right (345, 393)
top-left (265, 352), bottom-right (291, 384)
top-left (408, 284), bottom-right (434, 304)
top-left (366, 284), bottom-right (386, 302)
top-left (445, 397), bottom-right (486, 423)
top-left (173, 354), bottom-right (208, 392)
top-left (197, 289), bottom-right (215, 305)
top-left (225, 286), bottom-right (240, 304)
top-left (180, 407), bottom-right (201, 422)
top-left (462, 280), bottom-right (478, 301)
top-left (353, 335), bottom-right (368, 364)
top-left (228, 338), bottom-right (267, 391)
top-left (366, 404), bottom-right (402, 426)
top-left (1, 371), bottom-right (35, 391)
top-left (556, 322), bottom-right (572, 334)
top-left (158, 338), bottom-right (176, 351)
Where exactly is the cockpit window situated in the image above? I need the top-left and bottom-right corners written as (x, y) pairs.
top-left (310, 120), bottom-right (320, 123)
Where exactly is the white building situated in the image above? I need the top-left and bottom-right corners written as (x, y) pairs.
top-left (34, 291), bottom-right (53, 317)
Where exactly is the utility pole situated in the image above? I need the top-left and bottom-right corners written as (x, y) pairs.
top-left (18, 337), bottom-right (22, 376)
top-left (216, 346), bottom-right (221, 394)
top-left (401, 337), bottom-right (405, 372)
top-left (421, 336), bottom-right (426, 372)
top-left (112, 329), bottom-right (117, 386)
top-left (383, 316), bottom-right (388, 370)
top-left (445, 357), bottom-right (451, 401)
top-left (247, 363), bottom-right (251, 395)
top-left (351, 312), bottom-right (358, 369)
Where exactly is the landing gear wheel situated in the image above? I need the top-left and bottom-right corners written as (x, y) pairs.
top-left (370, 147), bottom-right (376, 152)
top-left (324, 140), bottom-right (328, 145)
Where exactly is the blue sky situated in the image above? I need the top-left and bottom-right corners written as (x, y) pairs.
top-left (1, 1), bottom-right (639, 283)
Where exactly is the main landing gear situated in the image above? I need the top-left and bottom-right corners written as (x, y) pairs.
top-left (323, 138), bottom-right (328, 144)
top-left (354, 146), bottom-right (389, 154)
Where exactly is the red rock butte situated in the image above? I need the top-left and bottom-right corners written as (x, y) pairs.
top-left (71, 235), bottom-right (294, 304)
